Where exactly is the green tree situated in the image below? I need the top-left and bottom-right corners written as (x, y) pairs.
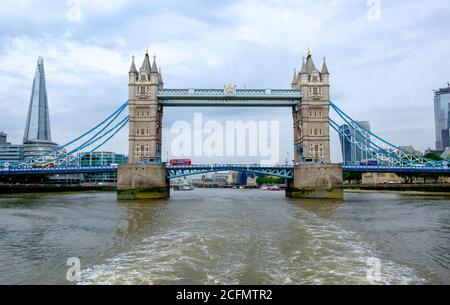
top-left (424, 152), bottom-right (444, 161)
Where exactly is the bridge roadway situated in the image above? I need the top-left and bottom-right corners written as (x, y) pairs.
top-left (1, 164), bottom-right (450, 179)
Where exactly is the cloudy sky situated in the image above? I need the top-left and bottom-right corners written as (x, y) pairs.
top-left (0, 0), bottom-right (449, 163)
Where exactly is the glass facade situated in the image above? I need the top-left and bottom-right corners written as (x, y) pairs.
top-left (24, 57), bottom-right (52, 143)
top-left (23, 57), bottom-right (58, 160)
top-left (78, 152), bottom-right (128, 182)
top-left (339, 121), bottom-right (371, 164)
top-left (434, 86), bottom-right (450, 150)
top-left (0, 144), bottom-right (24, 162)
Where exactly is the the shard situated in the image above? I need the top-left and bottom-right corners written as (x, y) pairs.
top-left (23, 57), bottom-right (58, 159)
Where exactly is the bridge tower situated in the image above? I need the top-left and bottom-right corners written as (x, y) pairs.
top-left (288, 50), bottom-right (343, 199)
top-left (117, 49), bottom-right (169, 199)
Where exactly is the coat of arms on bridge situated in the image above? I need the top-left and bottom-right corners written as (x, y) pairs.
top-left (224, 84), bottom-right (236, 95)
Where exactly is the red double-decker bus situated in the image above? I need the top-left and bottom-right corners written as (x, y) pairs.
top-left (170, 159), bottom-right (192, 166)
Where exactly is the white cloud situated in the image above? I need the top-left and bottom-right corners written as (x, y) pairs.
top-left (0, 0), bottom-right (449, 158)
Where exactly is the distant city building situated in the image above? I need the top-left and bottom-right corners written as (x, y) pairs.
top-left (227, 171), bottom-right (240, 185)
top-left (78, 152), bottom-right (128, 182)
top-left (339, 121), bottom-right (371, 163)
top-left (23, 57), bottom-right (58, 160)
top-left (398, 145), bottom-right (423, 157)
top-left (0, 144), bottom-right (24, 163)
top-left (212, 172), bottom-right (229, 183)
top-left (441, 147), bottom-right (450, 159)
top-left (0, 133), bottom-right (24, 163)
top-left (246, 177), bottom-right (258, 187)
top-left (434, 84), bottom-right (450, 150)
top-left (0, 132), bottom-right (7, 144)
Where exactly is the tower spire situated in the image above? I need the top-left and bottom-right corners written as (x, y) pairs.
top-left (24, 57), bottom-right (52, 143)
top-left (321, 56), bottom-right (329, 75)
top-left (141, 49), bottom-right (152, 75)
top-left (300, 56), bottom-right (307, 74)
top-left (305, 48), bottom-right (316, 73)
top-left (151, 54), bottom-right (158, 71)
top-left (129, 53), bottom-right (137, 73)
top-left (291, 68), bottom-right (297, 85)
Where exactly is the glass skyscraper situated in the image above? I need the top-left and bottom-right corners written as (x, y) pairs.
top-left (23, 57), bottom-right (58, 159)
top-left (339, 121), bottom-right (371, 164)
top-left (434, 85), bottom-right (450, 150)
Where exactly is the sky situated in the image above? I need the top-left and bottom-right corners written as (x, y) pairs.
top-left (0, 0), bottom-right (449, 163)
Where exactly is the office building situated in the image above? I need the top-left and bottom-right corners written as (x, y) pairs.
top-left (0, 133), bottom-right (24, 163)
top-left (79, 152), bottom-right (128, 182)
top-left (434, 84), bottom-right (450, 150)
top-left (339, 121), bottom-right (371, 163)
top-left (23, 57), bottom-right (58, 160)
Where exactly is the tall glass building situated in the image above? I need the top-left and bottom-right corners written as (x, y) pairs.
top-left (434, 85), bottom-right (450, 150)
top-left (23, 57), bottom-right (58, 160)
top-left (339, 121), bottom-right (371, 163)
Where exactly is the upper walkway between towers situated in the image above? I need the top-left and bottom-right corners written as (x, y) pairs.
top-left (156, 87), bottom-right (302, 107)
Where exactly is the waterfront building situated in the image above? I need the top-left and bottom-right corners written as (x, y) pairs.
top-left (0, 133), bottom-right (24, 163)
top-left (23, 57), bottom-right (58, 160)
top-left (212, 172), bottom-right (229, 183)
top-left (0, 144), bottom-right (24, 163)
top-left (78, 152), bottom-right (128, 182)
top-left (434, 84), bottom-right (450, 150)
top-left (0, 132), bottom-right (6, 144)
top-left (339, 121), bottom-right (371, 163)
top-left (227, 171), bottom-right (240, 185)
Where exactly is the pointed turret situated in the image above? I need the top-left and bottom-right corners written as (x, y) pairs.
top-left (129, 53), bottom-right (138, 84)
top-left (151, 55), bottom-right (158, 72)
top-left (300, 57), bottom-right (308, 74)
top-left (305, 52), bottom-right (317, 74)
top-left (321, 57), bottom-right (329, 75)
top-left (129, 53), bottom-right (137, 73)
top-left (140, 47), bottom-right (152, 75)
top-left (291, 69), bottom-right (298, 87)
top-left (150, 55), bottom-right (159, 84)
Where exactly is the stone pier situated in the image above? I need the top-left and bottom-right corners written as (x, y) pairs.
top-left (117, 164), bottom-right (170, 200)
top-left (286, 164), bottom-right (343, 199)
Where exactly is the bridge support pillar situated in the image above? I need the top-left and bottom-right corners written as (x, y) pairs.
top-left (286, 164), bottom-right (343, 200)
top-left (117, 164), bottom-right (170, 200)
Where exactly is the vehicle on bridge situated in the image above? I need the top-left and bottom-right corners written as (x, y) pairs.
top-left (32, 163), bottom-right (55, 169)
top-left (170, 159), bottom-right (192, 166)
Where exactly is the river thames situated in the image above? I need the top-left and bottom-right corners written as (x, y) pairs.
top-left (0, 189), bottom-right (448, 285)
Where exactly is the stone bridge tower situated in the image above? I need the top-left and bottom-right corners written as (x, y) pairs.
top-left (117, 49), bottom-right (169, 200)
top-left (288, 50), bottom-right (343, 199)
top-left (128, 49), bottom-right (163, 164)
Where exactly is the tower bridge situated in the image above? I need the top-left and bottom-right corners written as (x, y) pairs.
top-left (116, 48), bottom-right (342, 200)
top-left (2, 48), bottom-right (448, 199)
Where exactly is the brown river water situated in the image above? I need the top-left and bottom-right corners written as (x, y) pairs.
top-left (0, 189), bottom-right (449, 284)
